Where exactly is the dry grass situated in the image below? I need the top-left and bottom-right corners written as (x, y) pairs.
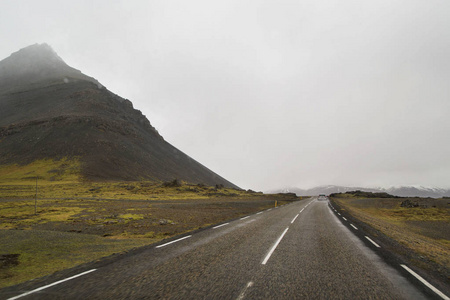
top-left (0, 230), bottom-right (153, 288)
top-left (0, 158), bottom-right (251, 200)
top-left (0, 193), bottom-right (290, 288)
top-left (0, 179), bottom-right (253, 202)
top-left (0, 162), bottom-right (298, 288)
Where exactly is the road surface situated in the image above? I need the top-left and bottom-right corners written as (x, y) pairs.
top-left (2, 198), bottom-right (441, 299)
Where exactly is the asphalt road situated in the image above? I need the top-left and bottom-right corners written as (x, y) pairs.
top-left (2, 198), bottom-right (437, 299)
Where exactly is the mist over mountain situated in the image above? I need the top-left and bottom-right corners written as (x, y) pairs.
top-left (0, 43), bottom-right (100, 91)
top-left (0, 43), bottom-right (239, 188)
top-left (269, 185), bottom-right (450, 198)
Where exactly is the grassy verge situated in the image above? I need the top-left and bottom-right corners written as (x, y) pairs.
top-left (331, 194), bottom-right (449, 280)
top-left (0, 230), bottom-right (152, 288)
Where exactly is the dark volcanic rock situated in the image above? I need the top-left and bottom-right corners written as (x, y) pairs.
top-left (0, 44), bottom-right (239, 188)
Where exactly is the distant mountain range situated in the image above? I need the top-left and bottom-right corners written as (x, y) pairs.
top-left (0, 43), bottom-right (239, 188)
top-left (268, 185), bottom-right (450, 198)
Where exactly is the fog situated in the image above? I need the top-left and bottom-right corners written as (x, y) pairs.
top-left (1, 1), bottom-right (449, 191)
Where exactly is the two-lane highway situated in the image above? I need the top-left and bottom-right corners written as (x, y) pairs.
top-left (2, 198), bottom-right (434, 299)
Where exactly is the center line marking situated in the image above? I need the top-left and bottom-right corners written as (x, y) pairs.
top-left (213, 223), bottom-right (229, 229)
top-left (156, 235), bottom-right (192, 248)
top-left (365, 236), bottom-right (380, 248)
top-left (8, 269), bottom-right (97, 300)
top-left (236, 281), bottom-right (254, 300)
top-left (262, 227), bottom-right (289, 265)
top-left (350, 224), bottom-right (358, 230)
top-left (300, 208), bottom-right (304, 213)
top-left (291, 214), bottom-right (299, 224)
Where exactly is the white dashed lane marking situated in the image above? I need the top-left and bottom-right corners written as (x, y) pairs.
top-left (213, 223), bottom-right (229, 229)
top-left (365, 236), bottom-right (380, 248)
top-left (156, 235), bottom-right (192, 248)
top-left (8, 269), bottom-right (97, 300)
top-left (236, 281), bottom-right (254, 300)
top-left (262, 227), bottom-right (289, 265)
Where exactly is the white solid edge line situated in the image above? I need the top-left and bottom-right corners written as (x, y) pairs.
top-left (291, 214), bottom-right (299, 224)
top-left (8, 269), bottom-right (97, 300)
top-left (365, 236), bottom-right (380, 248)
top-left (156, 235), bottom-right (192, 248)
top-left (240, 216), bottom-right (250, 220)
top-left (400, 264), bottom-right (450, 300)
top-left (350, 224), bottom-right (358, 230)
top-left (262, 227), bottom-right (289, 265)
top-left (213, 222), bottom-right (229, 229)
top-left (256, 212), bottom-right (263, 215)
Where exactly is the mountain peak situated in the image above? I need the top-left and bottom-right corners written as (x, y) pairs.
top-left (12, 43), bottom-right (65, 62)
top-left (0, 43), bottom-right (98, 90)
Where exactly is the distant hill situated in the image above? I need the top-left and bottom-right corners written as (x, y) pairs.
top-left (268, 185), bottom-right (450, 198)
top-left (0, 43), bottom-right (239, 188)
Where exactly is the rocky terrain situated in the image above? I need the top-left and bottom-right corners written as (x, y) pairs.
top-left (0, 44), bottom-right (237, 187)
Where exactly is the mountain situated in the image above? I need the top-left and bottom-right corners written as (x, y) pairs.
top-left (384, 186), bottom-right (450, 198)
top-left (0, 43), bottom-right (239, 188)
top-left (268, 185), bottom-right (450, 198)
top-left (0, 43), bottom-right (100, 92)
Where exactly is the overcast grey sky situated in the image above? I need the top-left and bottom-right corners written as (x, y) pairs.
top-left (1, 0), bottom-right (449, 190)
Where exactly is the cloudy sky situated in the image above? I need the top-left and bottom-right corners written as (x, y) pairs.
top-left (1, 0), bottom-right (449, 191)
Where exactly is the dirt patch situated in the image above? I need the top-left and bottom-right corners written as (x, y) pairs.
top-left (0, 254), bottom-right (20, 269)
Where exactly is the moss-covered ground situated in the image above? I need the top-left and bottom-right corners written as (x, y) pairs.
top-left (0, 159), bottom-right (299, 288)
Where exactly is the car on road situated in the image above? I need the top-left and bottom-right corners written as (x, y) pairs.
top-left (318, 194), bottom-right (328, 201)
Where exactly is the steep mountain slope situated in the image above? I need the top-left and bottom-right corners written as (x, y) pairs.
top-left (0, 44), bottom-right (238, 188)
